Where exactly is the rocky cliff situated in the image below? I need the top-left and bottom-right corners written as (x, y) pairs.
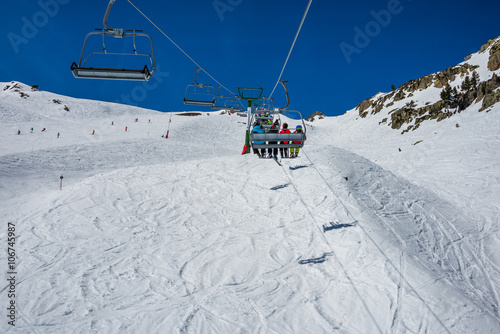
top-left (354, 36), bottom-right (500, 134)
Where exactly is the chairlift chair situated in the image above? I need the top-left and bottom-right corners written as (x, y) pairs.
top-left (212, 86), bottom-right (237, 110)
top-left (232, 100), bottom-right (245, 112)
top-left (184, 68), bottom-right (216, 106)
top-left (247, 82), bottom-right (306, 151)
top-left (249, 109), bottom-right (307, 150)
top-left (254, 97), bottom-right (274, 113)
top-left (71, 0), bottom-right (156, 81)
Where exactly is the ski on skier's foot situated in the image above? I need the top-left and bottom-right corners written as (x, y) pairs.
top-left (273, 155), bottom-right (282, 166)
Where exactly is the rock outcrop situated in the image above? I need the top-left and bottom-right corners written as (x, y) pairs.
top-left (354, 36), bottom-right (500, 134)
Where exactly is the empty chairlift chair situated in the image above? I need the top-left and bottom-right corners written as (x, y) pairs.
top-left (184, 68), bottom-right (216, 106)
top-left (212, 86), bottom-right (243, 111)
top-left (71, 0), bottom-right (156, 81)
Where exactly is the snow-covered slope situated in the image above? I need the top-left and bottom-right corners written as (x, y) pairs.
top-left (1, 62), bottom-right (499, 334)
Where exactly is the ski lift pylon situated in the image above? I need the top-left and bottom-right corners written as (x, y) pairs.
top-left (236, 87), bottom-right (265, 108)
top-left (183, 68), bottom-right (216, 106)
top-left (71, 0), bottom-right (156, 81)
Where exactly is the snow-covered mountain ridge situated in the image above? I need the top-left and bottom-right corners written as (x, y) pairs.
top-left (346, 36), bottom-right (500, 134)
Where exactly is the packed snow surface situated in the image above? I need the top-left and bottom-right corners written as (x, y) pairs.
top-left (1, 82), bottom-right (499, 333)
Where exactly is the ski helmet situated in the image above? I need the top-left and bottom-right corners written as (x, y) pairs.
top-left (283, 123), bottom-right (288, 129)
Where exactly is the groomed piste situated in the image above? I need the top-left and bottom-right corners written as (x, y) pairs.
top-left (1, 79), bottom-right (499, 333)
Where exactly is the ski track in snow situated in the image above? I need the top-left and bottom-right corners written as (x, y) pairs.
top-left (1, 81), bottom-right (500, 333)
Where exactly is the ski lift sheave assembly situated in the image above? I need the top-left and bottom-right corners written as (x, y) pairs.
top-left (71, 0), bottom-right (156, 81)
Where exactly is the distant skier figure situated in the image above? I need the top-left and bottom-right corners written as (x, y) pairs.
top-left (135, 118), bottom-right (138, 123)
top-left (92, 130), bottom-right (95, 135)
top-left (148, 119), bottom-right (151, 123)
top-left (30, 127), bottom-right (33, 133)
top-left (290, 125), bottom-right (306, 158)
top-left (17, 130), bottom-right (21, 135)
top-left (112, 121), bottom-right (114, 125)
top-left (279, 123), bottom-right (291, 158)
top-left (57, 132), bottom-right (60, 138)
top-left (125, 126), bottom-right (128, 131)
top-left (42, 128), bottom-right (46, 132)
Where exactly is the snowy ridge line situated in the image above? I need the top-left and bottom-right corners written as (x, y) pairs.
top-left (300, 148), bottom-right (454, 334)
top-left (277, 157), bottom-right (384, 333)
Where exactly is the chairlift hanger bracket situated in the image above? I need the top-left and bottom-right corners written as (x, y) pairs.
top-left (70, 0), bottom-right (156, 81)
top-left (277, 81), bottom-right (290, 111)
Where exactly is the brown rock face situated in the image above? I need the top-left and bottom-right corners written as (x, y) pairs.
top-left (488, 42), bottom-right (500, 71)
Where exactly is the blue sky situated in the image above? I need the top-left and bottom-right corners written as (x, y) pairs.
top-left (1, 0), bottom-right (499, 117)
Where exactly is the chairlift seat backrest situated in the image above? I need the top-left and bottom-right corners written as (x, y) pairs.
top-left (250, 133), bottom-right (306, 149)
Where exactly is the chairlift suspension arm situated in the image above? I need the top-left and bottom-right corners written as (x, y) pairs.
top-left (279, 81), bottom-right (290, 110)
top-left (133, 30), bottom-right (137, 53)
top-left (103, 0), bottom-right (117, 31)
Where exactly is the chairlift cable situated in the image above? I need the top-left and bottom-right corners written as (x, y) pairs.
top-left (126, 0), bottom-right (239, 102)
top-left (269, 0), bottom-right (313, 99)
